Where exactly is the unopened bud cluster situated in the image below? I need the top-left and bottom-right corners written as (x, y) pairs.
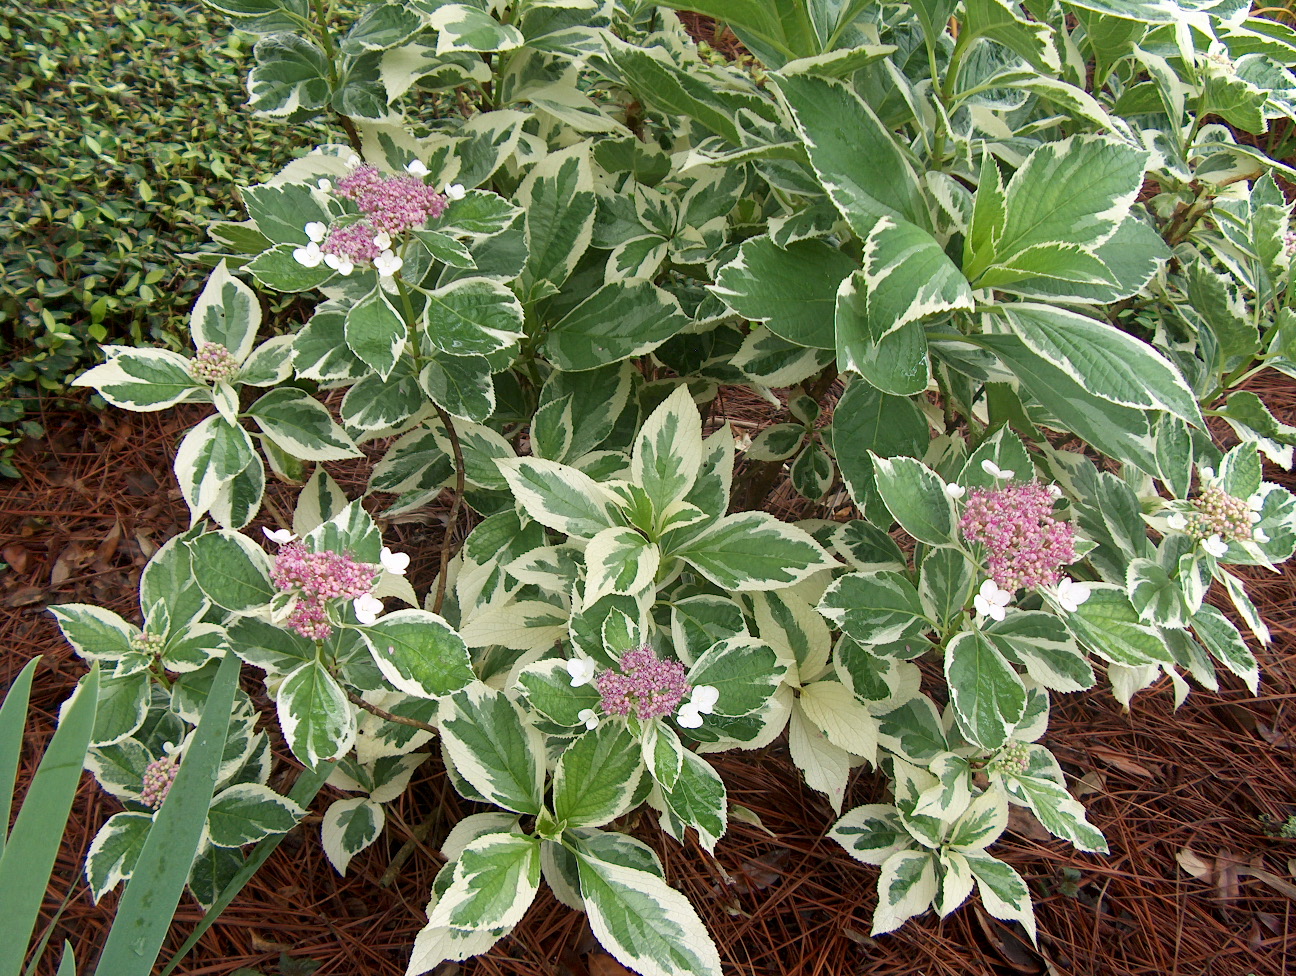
top-left (960, 481), bottom-right (1076, 592)
top-left (988, 741), bottom-right (1031, 774)
top-left (130, 631), bottom-right (165, 655)
top-left (596, 646), bottom-right (692, 721)
top-left (1187, 485), bottom-right (1253, 543)
top-left (140, 755), bottom-right (178, 809)
top-left (271, 542), bottom-right (376, 640)
top-left (190, 342), bottom-right (239, 383)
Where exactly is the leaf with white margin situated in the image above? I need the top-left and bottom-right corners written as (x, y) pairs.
top-left (985, 612), bottom-right (1095, 693)
top-left (189, 261), bottom-right (260, 364)
top-left (660, 751), bottom-right (727, 853)
top-left (439, 684), bottom-right (545, 815)
top-left (946, 788), bottom-right (1008, 851)
top-left (993, 770), bottom-right (1108, 852)
top-left (552, 722), bottom-right (643, 829)
top-left (912, 752), bottom-right (973, 821)
top-left (1191, 603), bottom-right (1259, 693)
top-left (582, 527), bottom-right (660, 610)
top-left (633, 385), bottom-right (703, 517)
top-left (423, 278), bottom-right (525, 357)
top-left (541, 279), bottom-right (689, 371)
top-left (798, 680), bottom-right (878, 761)
top-left (966, 852), bottom-right (1038, 943)
top-left (573, 847), bottom-right (723, 976)
top-left (1066, 584), bottom-right (1175, 666)
top-left (1001, 303), bottom-right (1202, 426)
top-left (1219, 570), bottom-right (1271, 645)
top-left (818, 571), bottom-right (931, 647)
top-left (345, 288), bottom-right (407, 381)
top-left (173, 415), bottom-right (256, 525)
top-left (206, 783), bottom-right (306, 848)
top-left (869, 453), bottom-right (958, 546)
top-left (830, 803), bottom-right (914, 866)
top-left (49, 604), bottom-right (138, 661)
top-left (277, 660), bottom-right (356, 769)
top-left (84, 812), bottom-right (153, 902)
top-left (935, 849), bottom-right (976, 917)
top-left (945, 631), bottom-right (1026, 751)
top-left (359, 609), bottom-right (475, 699)
top-left (73, 347), bottom-right (200, 412)
top-left (684, 637), bottom-right (788, 717)
top-left (426, 832), bottom-right (541, 932)
top-left (187, 529), bottom-right (276, 612)
top-left (517, 142), bottom-right (596, 300)
top-left (497, 456), bottom-right (625, 538)
top-left (675, 511), bottom-right (837, 591)
top-left (788, 705), bottom-right (851, 813)
top-left (459, 598), bottom-right (570, 652)
top-left (871, 850), bottom-right (939, 935)
top-left (247, 388), bottom-right (363, 461)
top-left (751, 589), bottom-right (832, 680)
top-left (293, 467), bottom-right (349, 538)
top-left (321, 796), bottom-right (384, 875)
top-left (426, 4), bottom-right (525, 54)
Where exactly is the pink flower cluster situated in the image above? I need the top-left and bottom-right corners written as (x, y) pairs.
top-left (140, 755), bottom-right (178, 810)
top-left (960, 481), bottom-right (1076, 592)
top-left (270, 542), bottom-right (376, 641)
top-left (322, 222), bottom-right (384, 265)
top-left (190, 342), bottom-right (239, 383)
top-left (596, 646), bottom-right (692, 721)
top-left (336, 165), bottom-right (448, 235)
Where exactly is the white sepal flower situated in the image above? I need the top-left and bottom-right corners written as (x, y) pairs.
top-left (973, 578), bottom-right (1012, 622)
top-left (1053, 577), bottom-right (1091, 614)
top-left (317, 178), bottom-right (332, 192)
top-left (444, 183), bottom-right (466, 201)
top-left (566, 657), bottom-right (596, 687)
top-left (304, 221), bottom-right (328, 243)
top-left (577, 708), bottom-right (600, 731)
top-left (262, 527), bottom-right (297, 544)
top-left (689, 685), bottom-right (719, 714)
top-left (405, 159), bottom-right (430, 177)
top-left (1202, 535), bottom-right (1228, 558)
top-left (1248, 493), bottom-right (1264, 511)
top-left (1254, 528), bottom-right (1270, 544)
top-left (323, 253), bottom-right (354, 276)
top-left (1249, 510), bottom-right (1262, 524)
top-left (944, 482), bottom-right (966, 499)
top-left (374, 250), bottom-right (403, 279)
top-left (981, 459), bottom-right (1015, 480)
top-left (380, 546), bottom-right (410, 576)
top-left (345, 153), bottom-right (362, 169)
top-left (372, 231), bottom-right (392, 251)
top-left (353, 593), bottom-right (384, 625)
top-left (1199, 465), bottom-right (1215, 481)
top-left (1046, 484), bottom-right (1063, 500)
top-left (292, 242), bottom-right (323, 268)
top-left (675, 703), bottom-right (704, 728)
top-left (1165, 512), bottom-right (1188, 531)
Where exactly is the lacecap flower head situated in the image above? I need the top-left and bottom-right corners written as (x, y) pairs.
top-left (595, 646), bottom-right (691, 722)
top-left (269, 541), bottom-right (378, 640)
top-left (960, 480), bottom-right (1077, 592)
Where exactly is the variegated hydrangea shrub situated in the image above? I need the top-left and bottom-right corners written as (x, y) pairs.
top-left (50, 0), bottom-right (1296, 973)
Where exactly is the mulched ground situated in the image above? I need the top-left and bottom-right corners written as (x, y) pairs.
top-left (4, 374), bottom-right (1296, 976)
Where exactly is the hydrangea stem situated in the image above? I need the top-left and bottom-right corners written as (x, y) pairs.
top-left (432, 404), bottom-right (466, 616)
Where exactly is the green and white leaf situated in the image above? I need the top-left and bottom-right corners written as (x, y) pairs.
top-left (360, 609), bottom-right (476, 699)
top-left (74, 347), bottom-right (201, 412)
top-left (871, 850), bottom-right (939, 935)
top-left (321, 796), bottom-right (385, 875)
top-left (439, 684), bottom-right (545, 815)
top-left (206, 783), bottom-right (305, 848)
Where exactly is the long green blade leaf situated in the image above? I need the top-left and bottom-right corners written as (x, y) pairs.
top-left (0, 656), bottom-right (41, 857)
top-left (0, 662), bottom-right (98, 976)
top-left (93, 652), bottom-right (241, 976)
top-left (157, 760), bottom-right (334, 976)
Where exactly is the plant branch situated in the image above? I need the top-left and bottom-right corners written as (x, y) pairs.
top-left (432, 404), bottom-right (466, 616)
top-left (345, 690), bottom-right (437, 734)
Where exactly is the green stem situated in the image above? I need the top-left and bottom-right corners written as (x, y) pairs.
top-left (432, 405), bottom-right (466, 616)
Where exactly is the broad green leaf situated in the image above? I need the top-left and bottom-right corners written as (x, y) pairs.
top-left (188, 531), bottom-right (275, 611)
top-left (427, 832), bottom-right (540, 934)
top-left (1191, 604), bottom-right (1259, 693)
top-left (360, 609), bottom-right (477, 699)
top-left (90, 673), bottom-right (150, 747)
top-left (73, 348), bottom-right (200, 412)
top-left (918, 547), bottom-right (975, 629)
top-left (574, 849), bottom-right (723, 976)
top-left (553, 722), bottom-right (643, 828)
top-left (871, 850), bottom-right (938, 935)
top-left (660, 751), bottom-right (727, 853)
top-left (582, 527), bottom-right (660, 609)
top-left (247, 388), bottom-right (362, 461)
top-left (49, 605), bottom-right (137, 661)
top-left (831, 803), bottom-right (913, 866)
top-left (423, 278), bottom-right (525, 357)
top-left (190, 261), bottom-right (260, 363)
top-left (84, 812), bottom-right (153, 902)
top-left (439, 684), bottom-right (545, 815)
top-left (985, 613), bottom-right (1094, 692)
top-left (542, 279), bottom-right (688, 371)
top-left (246, 244), bottom-right (334, 292)
top-left (204, 0), bottom-right (309, 33)
top-left (426, 4), bottom-right (525, 53)
top-left (419, 354), bottom-right (495, 423)
top-left (1066, 584), bottom-right (1174, 666)
top-left (633, 385), bottom-right (703, 516)
top-left (518, 144), bottom-right (596, 300)
top-left (173, 416), bottom-right (258, 526)
top-left (961, 0), bottom-right (1058, 72)
top-left (248, 33), bottom-right (332, 120)
top-left (277, 660), bottom-right (355, 769)
top-left (518, 659), bottom-right (602, 727)
top-left (772, 73), bottom-right (929, 234)
top-left (685, 637), bottom-right (788, 718)
top-left (675, 512), bottom-right (836, 590)
top-left (206, 783), bottom-right (305, 848)
top-left (945, 631), bottom-right (1026, 750)
top-left (346, 288), bottom-right (407, 380)
top-left (712, 236), bottom-right (855, 350)
top-left (241, 182), bottom-right (331, 246)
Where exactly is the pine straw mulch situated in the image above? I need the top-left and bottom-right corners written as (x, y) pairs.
top-left (3, 379), bottom-right (1296, 976)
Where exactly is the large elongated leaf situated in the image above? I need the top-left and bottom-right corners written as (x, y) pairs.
top-left (439, 684), bottom-right (545, 815)
top-left (74, 348), bottom-right (200, 412)
top-left (277, 660), bottom-right (356, 769)
top-left (427, 832), bottom-right (541, 933)
top-left (359, 609), bottom-right (476, 699)
top-left (497, 456), bottom-right (625, 539)
top-left (518, 144), bottom-right (596, 301)
top-left (541, 279), bottom-right (687, 371)
top-left (675, 512), bottom-right (836, 590)
top-left (945, 631), bottom-right (1026, 750)
top-left (552, 723), bottom-right (643, 828)
top-left (247, 388), bottom-right (363, 461)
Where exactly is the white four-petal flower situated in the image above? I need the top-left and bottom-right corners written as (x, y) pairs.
top-left (444, 183), bottom-right (466, 201)
top-left (380, 546), bottom-right (410, 576)
top-left (262, 527), bottom-right (297, 545)
top-left (353, 593), bottom-right (384, 625)
top-left (567, 657), bottom-right (596, 687)
top-left (293, 242), bottom-right (323, 268)
top-left (981, 459), bottom-right (1015, 481)
top-left (345, 153), bottom-right (363, 169)
top-left (372, 231), bottom-right (393, 251)
top-left (374, 250), bottom-right (404, 279)
top-left (577, 708), bottom-right (600, 731)
top-left (944, 482), bottom-right (966, 499)
top-left (317, 178), bottom-right (332, 192)
top-left (405, 159), bottom-right (430, 177)
top-left (973, 578), bottom-right (1012, 622)
top-left (1254, 528), bottom-right (1270, 544)
top-left (305, 221), bottom-right (328, 243)
top-left (1165, 512), bottom-right (1188, 531)
top-left (323, 253), bottom-right (354, 276)
top-left (1202, 535), bottom-right (1228, 558)
top-left (676, 704), bottom-right (704, 728)
top-left (1054, 577), bottom-right (1091, 614)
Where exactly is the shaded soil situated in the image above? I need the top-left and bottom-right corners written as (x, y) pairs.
top-left (4, 374), bottom-right (1296, 976)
